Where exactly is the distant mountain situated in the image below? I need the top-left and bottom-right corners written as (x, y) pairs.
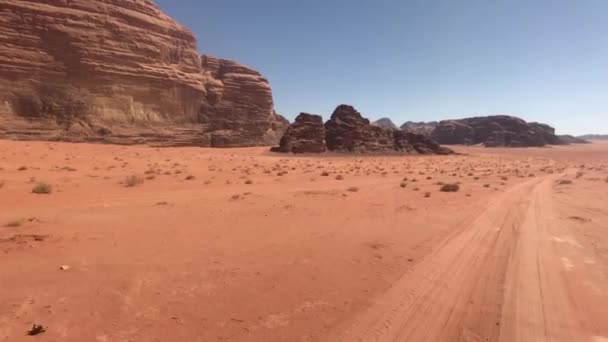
top-left (578, 134), bottom-right (608, 141)
top-left (400, 121), bottom-right (438, 136)
top-left (557, 135), bottom-right (590, 144)
top-left (372, 118), bottom-right (399, 131)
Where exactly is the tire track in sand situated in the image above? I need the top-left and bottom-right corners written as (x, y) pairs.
top-left (329, 175), bottom-right (608, 342)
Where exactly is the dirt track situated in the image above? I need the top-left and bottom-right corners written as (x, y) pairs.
top-left (1, 141), bottom-right (607, 341)
top-left (332, 172), bottom-right (608, 341)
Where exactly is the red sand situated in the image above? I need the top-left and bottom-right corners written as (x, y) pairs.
top-left (1, 141), bottom-right (607, 341)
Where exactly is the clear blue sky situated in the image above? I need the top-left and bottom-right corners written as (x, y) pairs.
top-left (156, 0), bottom-right (607, 135)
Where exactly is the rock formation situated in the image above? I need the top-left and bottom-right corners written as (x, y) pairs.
top-left (0, 0), bottom-right (287, 146)
top-left (325, 105), bottom-right (396, 153)
top-left (430, 116), bottom-right (563, 147)
top-left (401, 121), bottom-right (438, 136)
top-left (372, 118), bottom-right (398, 131)
top-left (270, 113), bottom-right (326, 153)
top-left (577, 134), bottom-right (608, 141)
top-left (558, 135), bottom-right (591, 144)
top-left (273, 105), bottom-right (453, 155)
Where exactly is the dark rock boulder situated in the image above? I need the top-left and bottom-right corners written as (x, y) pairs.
top-left (273, 105), bottom-right (453, 155)
top-left (270, 113), bottom-right (326, 153)
top-left (325, 105), bottom-right (395, 153)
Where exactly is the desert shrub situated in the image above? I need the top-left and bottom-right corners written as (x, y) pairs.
top-left (32, 182), bottom-right (52, 194)
top-left (4, 219), bottom-right (24, 228)
top-left (185, 175), bottom-right (195, 180)
top-left (424, 192), bottom-right (431, 198)
top-left (244, 179), bottom-right (253, 185)
top-left (124, 175), bottom-right (144, 187)
top-left (335, 175), bottom-right (344, 180)
top-left (557, 179), bottom-right (573, 185)
top-left (347, 187), bottom-right (359, 192)
top-left (320, 171), bottom-right (330, 177)
top-left (440, 183), bottom-right (460, 192)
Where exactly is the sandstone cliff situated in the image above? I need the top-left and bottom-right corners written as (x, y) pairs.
top-left (0, 0), bottom-right (287, 146)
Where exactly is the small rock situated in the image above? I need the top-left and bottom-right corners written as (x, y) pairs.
top-left (59, 265), bottom-right (70, 271)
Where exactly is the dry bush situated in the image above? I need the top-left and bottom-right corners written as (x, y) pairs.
top-left (320, 171), bottom-right (330, 177)
top-left (483, 184), bottom-right (490, 188)
top-left (400, 182), bottom-right (407, 188)
top-left (335, 175), bottom-right (344, 180)
top-left (18, 166), bottom-right (27, 171)
top-left (185, 175), bottom-right (195, 181)
top-left (124, 175), bottom-right (144, 187)
top-left (32, 182), bottom-right (52, 194)
top-left (557, 179), bottom-right (573, 185)
top-left (244, 179), bottom-right (253, 185)
top-left (424, 192), bottom-right (431, 198)
top-left (4, 219), bottom-right (24, 228)
top-left (347, 187), bottom-right (359, 192)
top-left (440, 183), bottom-right (460, 192)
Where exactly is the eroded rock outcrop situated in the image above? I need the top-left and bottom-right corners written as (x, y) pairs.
top-left (325, 105), bottom-right (396, 153)
top-left (270, 113), bottom-right (326, 153)
top-left (0, 0), bottom-right (287, 146)
top-left (273, 105), bottom-right (453, 155)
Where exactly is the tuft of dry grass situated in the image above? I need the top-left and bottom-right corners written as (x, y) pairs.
top-left (440, 183), bottom-right (460, 192)
top-left (320, 171), bottom-right (330, 177)
top-left (124, 175), bottom-right (144, 187)
top-left (244, 179), bottom-right (253, 185)
top-left (185, 175), bottom-right (196, 181)
top-left (335, 175), bottom-right (344, 180)
top-left (17, 166), bottom-right (28, 171)
top-left (347, 186), bottom-right (359, 192)
top-left (4, 219), bottom-right (24, 228)
top-left (557, 179), bottom-right (573, 185)
top-left (424, 192), bottom-right (431, 198)
top-left (32, 182), bottom-right (52, 194)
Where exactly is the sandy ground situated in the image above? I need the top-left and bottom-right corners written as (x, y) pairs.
top-left (0, 140), bottom-right (607, 342)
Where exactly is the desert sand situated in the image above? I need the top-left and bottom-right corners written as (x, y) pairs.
top-left (1, 141), bottom-right (607, 342)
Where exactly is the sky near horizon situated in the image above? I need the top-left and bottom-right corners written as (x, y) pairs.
top-left (156, 0), bottom-right (608, 135)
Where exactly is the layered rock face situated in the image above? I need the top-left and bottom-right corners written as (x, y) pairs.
top-left (273, 105), bottom-right (453, 155)
top-left (0, 0), bottom-right (287, 146)
top-left (271, 113), bottom-right (326, 153)
top-left (200, 55), bottom-right (288, 146)
top-left (430, 116), bottom-right (563, 147)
